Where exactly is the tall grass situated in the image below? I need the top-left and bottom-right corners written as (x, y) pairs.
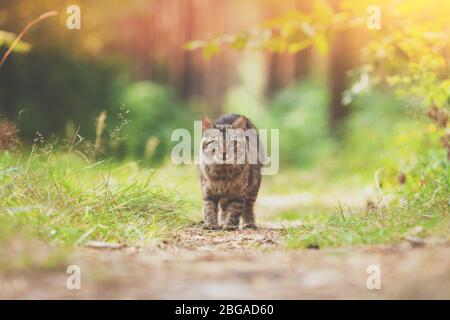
top-left (0, 148), bottom-right (190, 246)
top-left (283, 140), bottom-right (449, 249)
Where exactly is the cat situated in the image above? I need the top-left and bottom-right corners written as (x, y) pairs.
top-left (199, 114), bottom-right (263, 230)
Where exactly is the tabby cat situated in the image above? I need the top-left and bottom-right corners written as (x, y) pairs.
top-left (199, 114), bottom-right (263, 230)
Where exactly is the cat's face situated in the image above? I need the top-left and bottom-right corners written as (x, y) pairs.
top-left (201, 116), bottom-right (251, 165)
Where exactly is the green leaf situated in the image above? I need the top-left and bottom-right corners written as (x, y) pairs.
top-left (183, 40), bottom-right (206, 51)
top-left (266, 37), bottom-right (287, 52)
top-left (0, 31), bottom-right (31, 53)
top-left (312, 33), bottom-right (329, 55)
top-left (203, 42), bottom-right (221, 59)
top-left (229, 34), bottom-right (248, 50)
top-left (288, 39), bottom-right (313, 53)
top-left (313, 0), bottom-right (334, 23)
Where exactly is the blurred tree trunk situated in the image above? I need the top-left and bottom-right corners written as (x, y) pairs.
top-left (180, 0), bottom-right (195, 99)
top-left (266, 53), bottom-right (282, 96)
top-left (294, 47), bottom-right (312, 78)
top-left (328, 28), bottom-right (352, 134)
top-left (293, 0), bottom-right (312, 79)
top-left (327, 0), bottom-right (354, 135)
top-left (265, 47), bottom-right (312, 97)
top-left (265, 0), bottom-right (312, 97)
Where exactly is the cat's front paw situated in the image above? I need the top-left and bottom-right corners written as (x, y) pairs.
top-left (242, 223), bottom-right (258, 230)
top-left (222, 224), bottom-right (239, 231)
top-left (202, 223), bottom-right (220, 230)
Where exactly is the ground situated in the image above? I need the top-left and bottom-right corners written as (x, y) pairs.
top-left (1, 191), bottom-right (449, 299)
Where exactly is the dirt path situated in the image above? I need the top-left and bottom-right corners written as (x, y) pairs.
top-left (2, 221), bottom-right (450, 299)
top-left (1, 192), bottom-right (449, 299)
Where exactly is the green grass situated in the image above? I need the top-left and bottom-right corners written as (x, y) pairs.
top-left (284, 187), bottom-right (449, 249)
top-left (281, 158), bottom-right (450, 248)
top-left (0, 150), bottom-right (191, 246)
top-left (1, 114), bottom-right (447, 254)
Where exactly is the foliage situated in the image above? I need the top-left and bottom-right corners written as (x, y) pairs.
top-left (280, 106), bottom-right (449, 249)
top-left (185, 0), bottom-right (351, 57)
top-left (187, 0), bottom-right (449, 109)
top-left (343, 0), bottom-right (450, 111)
top-left (0, 51), bottom-right (128, 140)
top-left (281, 91), bottom-right (449, 248)
top-left (283, 143), bottom-right (449, 249)
top-left (121, 82), bottom-right (194, 163)
top-left (0, 11), bottom-right (58, 68)
top-left (0, 31), bottom-right (30, 53)
top-left (265, 79), bottom-right (333, 166)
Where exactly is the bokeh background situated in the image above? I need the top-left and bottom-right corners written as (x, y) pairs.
top-left (0, 0), bottom-right (448, 181)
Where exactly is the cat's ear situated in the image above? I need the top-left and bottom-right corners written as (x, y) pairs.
top-left (232, 116), bottom-right (247, 129)
top-left (202, 116), bottom-right (215, 132)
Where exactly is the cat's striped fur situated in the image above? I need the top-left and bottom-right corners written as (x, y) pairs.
top-left (199, 114), bottom-right (263, 230)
